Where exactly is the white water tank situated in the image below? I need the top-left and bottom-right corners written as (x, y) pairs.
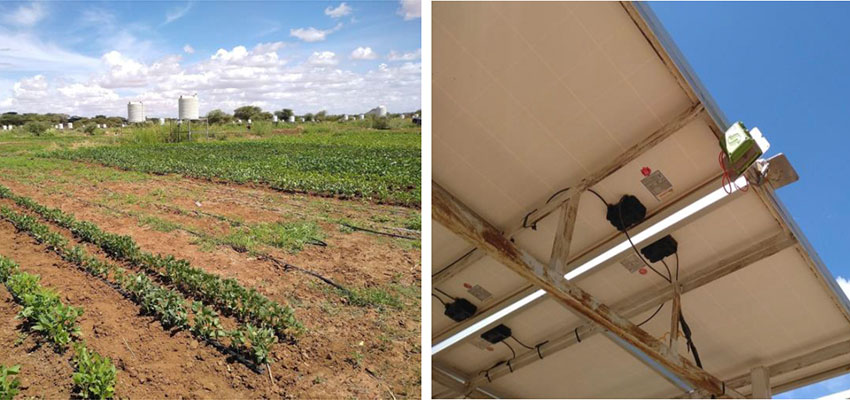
top-left (273, 115), bottom-right (278, 122)
top-left (178, 94), bottom-right (199, 120)
top-left (359, 114), bottom-right (365, 120)
top-left (67, 122), bottom-right (73, 129)
top-left (160, 118), bottom-right (165, 125)
top-left (288, 116), bottom-right (295, 123)
top-left (128, 101), bottom-right (145, 123)
top-left (247, 118), bottom-right (252, 124)
top-left (343, 114), bottom-right (349, 121)
top-left (300, 117), bottom-right (305, 122)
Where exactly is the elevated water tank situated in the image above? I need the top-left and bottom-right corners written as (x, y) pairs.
top-left (128, 101), bottom-right (145, 123)
top-left (178, 94), bottom-right (200, 120)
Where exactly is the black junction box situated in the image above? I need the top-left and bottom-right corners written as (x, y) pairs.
top-left (444, 298), bottom-right (477, 322)
top-left (641, 235), bottom-right (678, 263)
top-left (481, 324), bottom-right (512, 344)
top-left (606, 195), bottom-right (647, 231)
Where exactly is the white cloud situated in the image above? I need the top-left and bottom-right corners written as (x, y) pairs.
top-left (2, 3), bottom-right (47, 27)
top-left (350, 47), bottom-right (377, 60)
top-left (183, 44), bottom-right (195, 54)
top-left (163, 2), bottom-right (193, 25)
top-left (308, 51), bottom-right (339, 66)
top-left (387, 49), bottom-right (421, 61)
top-left (290, 23), bottom-right (342, 42)
top-left (0, 43), bottom-right (420, 117)
top-left (837, 277), bottom-right (850, 300)
top-left (397, 0), bottom-right (420, 20)
top-left (325, 3), bottom-right (351, 18)
top-left (0, 32), bottom-right (100, 74)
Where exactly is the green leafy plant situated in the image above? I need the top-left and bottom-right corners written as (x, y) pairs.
top-left (1, 264), bottom-right (82, 350)
top-left (191, 301), bottom-right (225, 340)
top-left (0, 364), bottom-right (21, 400)
top-left (72, 343), bottom-right (116, 399)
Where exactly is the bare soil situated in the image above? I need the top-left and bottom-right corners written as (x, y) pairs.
top-left (0, 160), bottom-right (421, 399)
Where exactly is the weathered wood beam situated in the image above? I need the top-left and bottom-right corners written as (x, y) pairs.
top-left (433, 181), bottom-right (742, 397)
top-left (460, 232), bottom-right (796, 391)
top-left (432, 365), bottom-right (501, 399)
top-left (433, 172), bottom-right (735, 344)
top-left (669, 279), bottom-right (681, 352)
top-left (726, 338), bottom-right (850, 391)
top-left (750, 366), bottom-right (771, 399)
top-left (431, 103), bottom-right (706, 287)
top-left (549, 193), bottom-right (582, 277)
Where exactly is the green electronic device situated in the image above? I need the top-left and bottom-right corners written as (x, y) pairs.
top-left (722, 122), bottom-right (766, 178)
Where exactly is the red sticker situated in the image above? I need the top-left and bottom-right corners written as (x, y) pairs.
top-left (639, 268), bottom-right (648, 275)
top-left (463, 282), bottom-right (472, 289)
top-left (641, 167), bottom-right (652, 177)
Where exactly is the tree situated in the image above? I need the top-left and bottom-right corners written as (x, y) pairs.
top-left (315, 110), bottom-right (327, 121)
top-left (206, 109), bottom-right (231, 124)
top-left (257, 112), bottom-right (273, 121)
top-left (274, 109), bottom-right (294, 121)
top-left (304, 113), bottom-right (314, 122)
top-left (233, 106), bottom-right (262, 121)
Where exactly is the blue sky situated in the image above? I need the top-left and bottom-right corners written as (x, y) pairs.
top-left (0, 1), bottom-right (421, 116)
top-left (650, 2), bottom-right (850, 398)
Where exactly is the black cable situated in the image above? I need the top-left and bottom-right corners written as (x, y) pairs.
top-left (660, 259), bottom-right (673, 282)
top-left (510, 335), bottom-right (534, 351)
top-left (586, 188), bottom-right (608, 206)
top-left (431, 293), bottom-right (447, 306)
top-left (619, 205), bottom-right (671, 283)
top-left (636, 302), bottom-right (665, 327)
top-left (502, 341), bottom-right (516, 360)
top-left (546, 187), bottom-right (571, 204)
top-left (434, 287), bottom-right (455, 300)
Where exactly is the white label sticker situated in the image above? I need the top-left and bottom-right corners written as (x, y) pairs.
top-left (641, 170), bottom-right (673, 200)
top-left (620, 252), bottom-right (644, 273)
top-left (467, 284), bottom-right (492, 302)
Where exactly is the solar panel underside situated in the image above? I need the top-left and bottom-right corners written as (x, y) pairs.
top-left (432, 1), bottom-right (850, 398)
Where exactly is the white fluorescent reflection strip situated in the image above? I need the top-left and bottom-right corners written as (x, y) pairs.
top-left (431, 177), bottom-right (746, 356)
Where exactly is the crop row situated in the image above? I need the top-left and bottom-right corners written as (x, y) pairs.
top-left (49, 137), bottom-right (421, 206)
top-left (0, 184), bottom-right (302, 340)
top-left (0, 255), bottom-right (116, 399)
top-left (0, 207), bottom-right (276, 367)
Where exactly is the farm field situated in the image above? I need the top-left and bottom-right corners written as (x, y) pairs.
top-left (0, 123), bottom-right (421, 398)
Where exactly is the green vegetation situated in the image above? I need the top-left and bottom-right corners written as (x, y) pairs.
top-left (50, 126), bottom-right (421, 205)
top-left (0, 184), bottom-right (302, 341)
top-left (0, 257), bottom-right (82, 350)
top-left (72, 343), bottom-right (117, 400)
top-left (0, 364), bottom-right (21, 400)
top-left (224, 220), bottom-right (324, 254)
top-left (0, 205), bottom-right (285, 367)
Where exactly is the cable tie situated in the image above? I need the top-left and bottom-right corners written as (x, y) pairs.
top-left (522, 209), bottom-right (538, 230)
top-left (574, 328), bottom-right (581, 343)
top-left (535, 340), bottom-right (549, 360)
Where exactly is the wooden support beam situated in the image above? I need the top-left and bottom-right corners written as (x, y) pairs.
top-left (433, 181), bottom-right (742, 397)
top-left (459, 232), bottom-right (796, 392)
top-left (433, 172), bottom-right (739, 345)
top-left (432, 103), bottom-right (706, 287)
top-left (750, 366), bottom-right (771, 399)
top-left (432, 365), bottom-right (501, 399)
top-left (726, 338), bottom-right (850, 392)
top-left (549, 192), bottom-right (582, 277)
